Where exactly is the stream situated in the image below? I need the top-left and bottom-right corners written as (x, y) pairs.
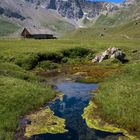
top-left (31, 81), bottom-right (122, 140)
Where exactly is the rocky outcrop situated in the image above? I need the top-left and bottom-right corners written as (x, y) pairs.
top-left (0, 0), bottom-right (119, 21)
top-left (56, 0), bottom-right (84, 19)
top-left (23, 0), bottom-right (84, 19)
top-left (80, 1), bottom-right (119, 18)
top-left (92, 48), bottom-right (126, 63)
top-left (39, 0), bottom-right (119, 19)
top-left (122, 0), bottom-right (137, 7)
top-left (0, 7), bottom-right (25, 20)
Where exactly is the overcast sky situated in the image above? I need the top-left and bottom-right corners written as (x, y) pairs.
top-left (87, 0), bottom-right (124, 3)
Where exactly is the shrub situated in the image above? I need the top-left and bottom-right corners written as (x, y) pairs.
top-left (37, 61), bottom-right (59, 70)
top-left (13, 48), bottom-right (94, 70)
top-left (61, 47), bottom-right (92, 58)
top-left (14, 53), bottom-right (39, 70)
top-left (0, 62), bottom-right (40, 82)
top-left (38, 52), bottom-right (63, 63)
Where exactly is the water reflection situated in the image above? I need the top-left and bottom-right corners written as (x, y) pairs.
top-left (31, 82), bottom-right (122, 140)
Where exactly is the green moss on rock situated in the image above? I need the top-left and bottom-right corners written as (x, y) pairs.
top-left (82, 101), bottom-right (138, 140)
top-left (25, 107), bottom-right (67, 138)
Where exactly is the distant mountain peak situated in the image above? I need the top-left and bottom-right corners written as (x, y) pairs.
top-left (122, 0), bottom-right (137, 6)
top-left (0, 0), bottom-right (138, 36)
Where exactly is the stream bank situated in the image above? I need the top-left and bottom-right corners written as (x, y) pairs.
top-left (27, 81), bottom-right (122, 140)
top-left (16, 64), bottom-right (124, 140)
top-left (83, 101), bottom-right (138, 140)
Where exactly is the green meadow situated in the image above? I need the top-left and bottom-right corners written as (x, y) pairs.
top-left (0, 62), bottom-right (57, 139)
top-left (0, 18), bottom-right (19, 37)
top-left (0, 39), bottom-right (95, 139)
top-left (0, 20), bottom-right (140, 139)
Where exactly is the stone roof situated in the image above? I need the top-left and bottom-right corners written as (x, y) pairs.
top-left (23, 28), bottom-right (54, 35)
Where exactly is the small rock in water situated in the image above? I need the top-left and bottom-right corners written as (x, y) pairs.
top-left (65, 78), bottom-right (72, 81)
top-left (73, 72), bottom-right (87, 76)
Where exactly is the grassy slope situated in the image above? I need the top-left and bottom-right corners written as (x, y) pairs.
top-left (43, 20), bottom-right (75, 34)
top-left (0, 18), bottom-right (19, 36)
top-left (95, 63), bottom-right (140, 131)
top-left (39, 9), bottom-right (76, 35)
top-left (95, 0), bottom-right (140, 27)
top-left (68, 19), bottom-right (140, 40)
top-left (0, 62), bottom-right (56, 139)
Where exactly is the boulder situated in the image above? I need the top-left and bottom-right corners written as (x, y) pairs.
top-left (92, 47), bottom-right (126, 63)
top-left (92, 49), bottom-right (110, 63)
top-left (110, 47), bottom-right (119, 54)
top-left (92, 54), bottom-right (102, 63)
top-left (113, 51), bottom-right (126, 61)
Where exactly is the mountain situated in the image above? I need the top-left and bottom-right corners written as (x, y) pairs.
top-left (0, 0), bottom-right (139, 37)
top-left (0, 0), bottom-right (76, 36)
top-left (0, 0), bottom-right (120, 36)
top-left (23, 0), bottom-right (119, 20)
top-left (68, 0), bottom-right (140, 40)
top-left (94, 0), bottom-right (140, 27)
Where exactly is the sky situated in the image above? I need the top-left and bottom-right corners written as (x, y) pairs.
top-left (87, 0), bottom-right (124, 3)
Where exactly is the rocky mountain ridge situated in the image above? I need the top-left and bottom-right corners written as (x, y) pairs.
top-left (0, 0), bottom-right (119, 26)
top-left (0, 0), bottom-right (138, 35)
top-left (24, 0), bottom-right (120, 19)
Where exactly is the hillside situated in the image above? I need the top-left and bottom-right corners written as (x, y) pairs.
top-left (68, 18), bottom-right (140, 40)
top-left (94, 0), bottom-right (140, 27)
top-left (0, 0), bottom-right (77, 36)
top-left (0, 18), bottom-right (19, 36)
top-left (0, 0), bottom-right (120, 36)
top-left (0, 0), bottom-right (139, 37)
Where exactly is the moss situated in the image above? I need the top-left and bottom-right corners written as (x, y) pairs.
top-left (67, 64), bottom-right (121, 83)
top-left (82, 101), bottom-right (139, 140)
top-left (25, 107), bottom-right (67, 138)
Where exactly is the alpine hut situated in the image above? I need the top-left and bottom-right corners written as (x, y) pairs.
top-left (21, 28), bottom-right (56, 39)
